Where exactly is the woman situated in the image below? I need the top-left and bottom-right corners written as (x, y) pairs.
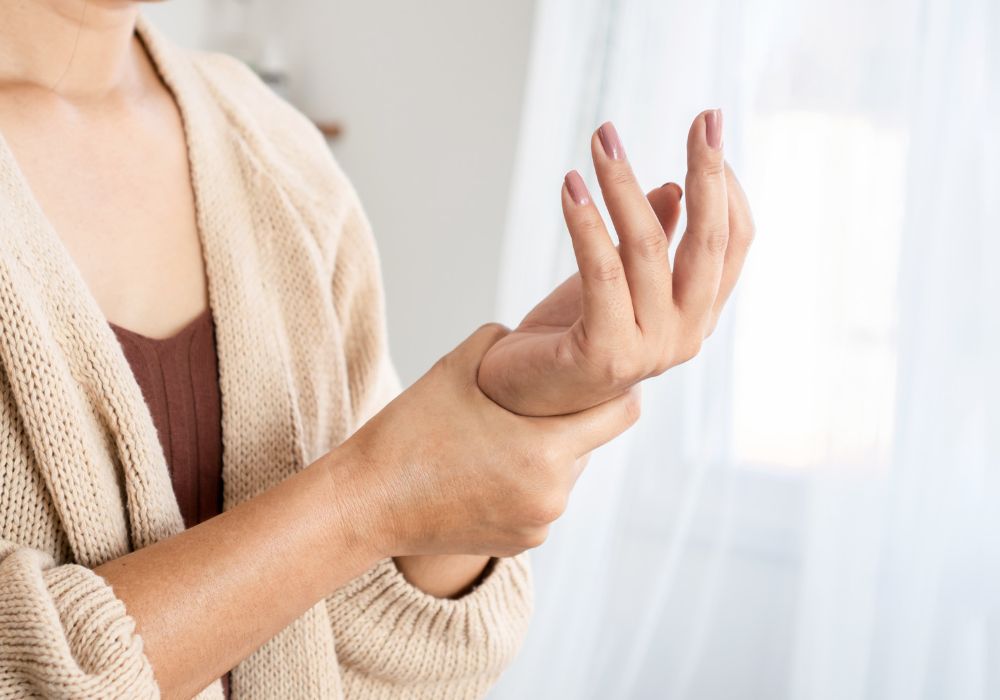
top-left (0, 1), bottom-right (753, 698)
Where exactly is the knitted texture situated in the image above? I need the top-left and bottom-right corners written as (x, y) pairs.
top-left (0, 15), bottom-right (532, 699)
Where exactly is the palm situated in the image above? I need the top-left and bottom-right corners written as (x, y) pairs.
top-left (479, 213), bottom-right (677, 418)
top-left (479, 272), bottom-right (586, 407)
top-left (488, 245), bottom-right (641, 378)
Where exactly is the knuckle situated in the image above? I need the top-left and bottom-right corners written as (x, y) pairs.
top-left (474, 322), bottom-right (511, 346)
top-left (477, 321), bottom-right (509, 336)
top-left (530, 493), bottom-right (566, 525)
top-left (555, 331), bottom-right (582, 370)
top-left (651, 353), bottom-right (674, 375)
top-left (589, 252), bottom-right (625, 282)
top-left (598, 353), bottom-right (639, 386)
top-left (704, 316), bottom-right (719, 338)
top-left (697, 225), bottom-right (730, 255)
top-left (690, 338), bottom-right (705, 360)
top-left (697, 160), bottom-right (726, 179)
top-left (633, 228), bottom-right (669, 262)
top-left (622, 391), bottom-right (642, 425)
top-left (608, 167), bottom-right (636, 187)
top-left (682, 337), bottom-right (703, 362)
top-left (521, 526), bottom-right (550, 550)
top-left (570, 207), bottom-right (604, 239)
top-left (575, 212), bottom-right (606, 236)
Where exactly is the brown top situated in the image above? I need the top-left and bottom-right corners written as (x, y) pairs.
top-left (110, 308), bottom-right (224, 528)
top-left (110, 308), bottom-right (230, 697)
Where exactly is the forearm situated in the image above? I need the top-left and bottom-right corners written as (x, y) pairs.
top-left (393, 554), bottom-right (494, 598)
top-left (95, 446), bottom-right (380, 700)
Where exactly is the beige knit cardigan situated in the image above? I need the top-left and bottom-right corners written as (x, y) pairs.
top-left (0, 16), bottom-right (532, 700)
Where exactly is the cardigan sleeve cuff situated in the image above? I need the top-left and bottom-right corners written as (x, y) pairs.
top-left (326, 552), bottom-right (533, 688)
top-left (0, 546), bottom-right (158, 698)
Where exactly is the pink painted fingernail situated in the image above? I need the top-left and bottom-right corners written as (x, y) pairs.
top-left (705, 109), bottom-right (723, 150)
top-left (564, 170), bottom-right (590, 205)
top-left (598, 121), bottom-right (625, 160)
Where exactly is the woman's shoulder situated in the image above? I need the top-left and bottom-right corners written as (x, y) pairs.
top-left (189, 50), bottom-right (355, 200)
top-left (189, 51), bottom-right (316, 144)
top-left (138, 17), bottom-right (377, 268)
top-left (138, 17), bottom-right (359, 215)
top-left (185, 48), bottom-right (375, 266)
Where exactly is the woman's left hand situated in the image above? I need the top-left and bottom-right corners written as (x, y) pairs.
top-left (478, 110), bottom-right (755, 416)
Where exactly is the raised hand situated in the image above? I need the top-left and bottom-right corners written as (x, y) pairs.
top-left (478, 110), bottom-right (754, 416)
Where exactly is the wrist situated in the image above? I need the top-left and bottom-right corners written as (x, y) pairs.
top-left (315, 439), bottom-right (396, 565)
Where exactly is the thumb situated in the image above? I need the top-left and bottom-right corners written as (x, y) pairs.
top-left (444, 322), bottom-right (511, 383)
top-left (549, 383), bottom-right (643, 457)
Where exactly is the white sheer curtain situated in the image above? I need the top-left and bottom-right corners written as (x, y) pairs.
top-left (489, 0), bottom-right (999, 698)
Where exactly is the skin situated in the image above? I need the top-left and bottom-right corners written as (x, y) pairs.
top-left (0, 1), bottom-right (753, 698)
top-left (0, 0), bottom-right (494, 599)
top-left (0, 0), bottom-right (207, 339)
top-left (478, 120), bottom-right (756, 416)
top-left (92, 325), bottom-right (640, 698)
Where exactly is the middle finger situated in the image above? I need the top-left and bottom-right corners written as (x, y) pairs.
top-left (591, 121), bottom-right (674, 336)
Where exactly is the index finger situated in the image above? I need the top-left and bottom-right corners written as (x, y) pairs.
top-left (562, 170), bottom-right (635, 341)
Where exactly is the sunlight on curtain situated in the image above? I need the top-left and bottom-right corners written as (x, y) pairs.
top-left (734, 111), bottom-right (905, 470)
top-left (489, 0), bottom-right (998, 698)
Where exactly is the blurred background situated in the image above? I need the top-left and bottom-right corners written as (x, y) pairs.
top-left (146, 1), bottom-right (998, 698)
top-left (144, 0), bottom-right (536, 384)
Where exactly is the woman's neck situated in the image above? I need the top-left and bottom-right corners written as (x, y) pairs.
top-left (0, 0), bottom-right (143, 100)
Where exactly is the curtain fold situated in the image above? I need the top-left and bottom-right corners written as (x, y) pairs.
top-left (490, 0), bottom-right (999, 697)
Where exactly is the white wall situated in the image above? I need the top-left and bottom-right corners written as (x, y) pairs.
top-left (141, 0), bottom-right (205, 47)
top-left (144, 1), bottom-right (538, 384)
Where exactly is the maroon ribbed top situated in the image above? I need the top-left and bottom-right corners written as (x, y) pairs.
top-left (110, 308), bottom-right (231, 697)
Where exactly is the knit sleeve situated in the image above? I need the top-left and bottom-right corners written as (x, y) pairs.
top-left (0, 541), bottom-right (159, 699)
top-left (327, 554), bottom-right (532, 698)
top-left (190, 46), bottom-right (535, 694)
top-left (327, 195), bottom-right (534, 696)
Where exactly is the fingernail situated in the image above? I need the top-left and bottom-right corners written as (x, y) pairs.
top-left (598, 121), bottom-right (625, 160)
top-left (705, 109), bottom-right (723, 150)
top-left (564, 170), bottom-right (590, 205)
top-left (662, 182), bottom-right (683, 200)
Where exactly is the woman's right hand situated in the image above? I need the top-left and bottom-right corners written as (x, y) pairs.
top-left (335, 323), bottom-right (641, 559)
top-left (83, 322), bottom-right (633, 697)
